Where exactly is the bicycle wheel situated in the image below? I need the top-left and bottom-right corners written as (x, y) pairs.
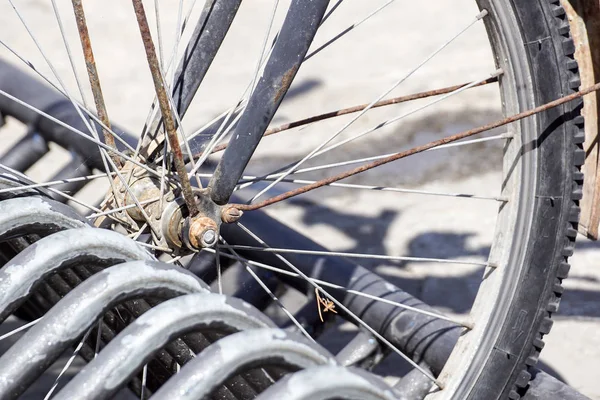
top-left (0, 0), bottom-right (583, 399)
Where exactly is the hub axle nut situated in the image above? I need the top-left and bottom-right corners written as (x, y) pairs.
top-left (188, 217), bottom-right (218, 248)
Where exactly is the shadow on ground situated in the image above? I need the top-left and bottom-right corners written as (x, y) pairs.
top-left (296, 200), bottom-right (590, 384)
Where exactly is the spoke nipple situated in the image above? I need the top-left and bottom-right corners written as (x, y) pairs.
top-left (222, 207), bottom-right (243, 224)
top-left (477, 9), bottom-right (489, 20)
top-left (462, 320), bottom-right (475, 330)
top-left (133, 168), bottom-right (146, 178)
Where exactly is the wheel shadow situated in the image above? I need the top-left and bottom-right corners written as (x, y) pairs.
top-left (298, 199), bottom-right (600, 318)
top-left (297, 199), bottom-right (489, 314)
top-left (295, 201), bottom-right (600, 385)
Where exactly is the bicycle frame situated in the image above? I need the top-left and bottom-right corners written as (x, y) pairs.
top-left (208, 0), bottom-right (330, 205)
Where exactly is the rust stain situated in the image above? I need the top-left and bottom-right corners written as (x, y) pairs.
top-left (71, 0), bottom-right (121, 167)
top-left (274, 65), bottom-right (299, 103)
top-left (188, 216), bottom-right (217, 248)
top-left (221, 206), bottom-right (243, 224)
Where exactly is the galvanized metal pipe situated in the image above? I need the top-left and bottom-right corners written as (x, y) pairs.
top-left (0, 260), bottom-right (208, 399)
top-left (255, 365), bottom-right (400, 400)
top-left (0, 195), bottom-right (85, 240)
top-left (0, 228), bottom-right (152, 323)
top-left (56, 293), bottom-right (274, 400)
top-left (153, 328), bottom-right (336, 400)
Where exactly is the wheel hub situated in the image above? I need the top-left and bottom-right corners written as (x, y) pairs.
top-left (109, 165), bottom-right (240, 252)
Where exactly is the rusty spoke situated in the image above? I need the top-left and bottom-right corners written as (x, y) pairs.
top-left (201, 76), bottom-right (499, 156)
top-left (132, 0), bottom-right (199, 217)
top-left (71, 0), bottom-right (120, 168)
top-left (227, 82), bottom-right (600, 212)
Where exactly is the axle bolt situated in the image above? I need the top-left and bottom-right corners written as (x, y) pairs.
top-left (202, 229), bottom-right (217, 246)
top-left (188, 216), bottom-right (219, 249)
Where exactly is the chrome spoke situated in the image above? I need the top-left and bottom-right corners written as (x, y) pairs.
top-left (0, 39), bottom-right (136, 154)
top-left (185, 0), bottom-right (377, 145)
top-left (0, 164), bottom-right (115, 220)
top-left (49, 0), bottom-right (87, 107)
top-left (245, 266), bottom-right (314, 340)
top-left (70, 0), bottom-right (122, 169)
top-left (248, 11), bottom-right (489, 204)
top-left (198, 76), bottom-right (499, 157)
top-left (232, 79), bottom-right (600, 212)
top-left (216, 242), bottom-right (223, 294)
top-left (213, 238), bottom-right (315, 341)
top-left (320, 0), bottom-right (346, 26)
top-left (94, 321), bottom-right (102, 358)
top-left (212, 249), bottom-right (472, 328)
top-left (140, 364), bottom-right (148, 400)
top-left (0, 318), bottom-right (41, 342)
top-left (231, 175), bottom-right (506, 201)
top-left (86, 197), bottom-right (161, 220)
top-left (135, 0), bottom-right (199, 155)
top-left (186, 106), bottom-right (240, 147)
top-left (158, 140), bottom-right (169, 215)
top-left (136, 241), bottom-right (173, 253)
top-left (166, 255), bottom-right (183, 264)
top-left (195, 173), bottom-right (505, 201)
top-left (0, 88), bottom-right (161, 178)
top-left (52, 0), bottom-right (122, 201)
top-left (130, 223), bottom-right (149, 241)
top-left (132, 0), bottom-right (198, 218)
top-left (169, 0), bottom-right (185, 85)
top-left (221, 244), bottom-right (488, 266)
top-left (236, 222), bottom-right (442, 386)
top-left (161, 67), bottom-right (201, 187)
top-left (43, 328), bottom-right (93, 400)
top-left (234, 132), bottom-right (510, 194)
top-left (7, 0), bottom-right (127, 171)
top-left (305, 0), bottom-right (397, 61)
top-left (188, 105), bottom-right (244, 176)
top-left (154, 0), bottom-right (165, 68)
top-left (188, 0), bottom-right (281, 176)
top-left (185, 0), bottom-right (389, 147)
top-left (0, 172), bottom-right (117, 195)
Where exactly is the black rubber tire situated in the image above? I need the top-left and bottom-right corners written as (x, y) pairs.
top-left (469, 0), bottom-right (584, 398)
